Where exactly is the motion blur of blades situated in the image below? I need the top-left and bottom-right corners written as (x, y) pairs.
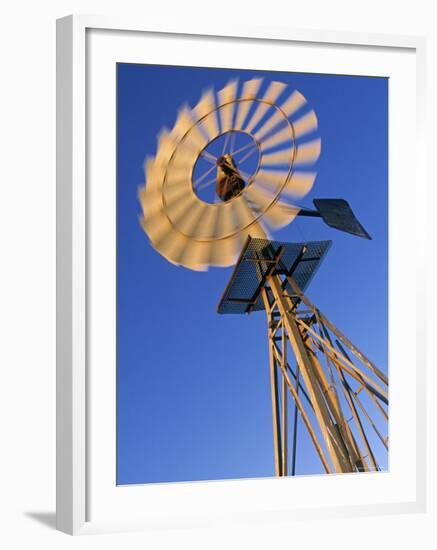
top-left (139, 77), bottom-right (327, 271)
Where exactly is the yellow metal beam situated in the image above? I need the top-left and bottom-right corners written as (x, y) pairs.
top-left (286, 276), bottom-right (388, 386)
top-left (306, 349), bottom-right (362, 472)
top-left (295, 316), bottom-right (388, 400)
top-left (263, 289), bottom-right (332, 474)
top-left (269, 274), bottom-right (354, 473)
top-left (281, 323), bottom-right (288, 476)
top-left (264, 290), bottom-right (283, 477)
top-left (255, 264), bottom-right (387, 477)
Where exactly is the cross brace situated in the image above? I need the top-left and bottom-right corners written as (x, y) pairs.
top-left (262, 272), bottom-right (388, 476)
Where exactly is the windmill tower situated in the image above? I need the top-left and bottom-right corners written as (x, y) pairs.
top-left (139, 77), bottom-right (388, 475)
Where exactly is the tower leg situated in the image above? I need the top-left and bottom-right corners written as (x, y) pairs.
top-left (268, 274), bottom-right (353, 473)
top-left (280, 322), bottom-right (288, 477)
top-left (263, 288), bottom-right (333, 474)
top-left (268, 320), bottom-right (282, 477)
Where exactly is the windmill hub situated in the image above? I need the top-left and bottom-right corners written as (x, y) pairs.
top-left (215, 153), bottom-right (247, 202)
top-left (216, 153), bottom-right (235, 170)
top-left (189, 129), bottom-right (260, 205)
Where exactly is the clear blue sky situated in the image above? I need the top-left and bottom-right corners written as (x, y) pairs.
top-left (116, 63), bottom-right (388, 484)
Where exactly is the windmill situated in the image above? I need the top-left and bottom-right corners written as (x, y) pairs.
top-left (139, 77), bottom-right (388, 476)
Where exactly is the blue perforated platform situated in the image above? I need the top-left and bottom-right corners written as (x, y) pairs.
top-left (217, 238), bottom-right (331, 315)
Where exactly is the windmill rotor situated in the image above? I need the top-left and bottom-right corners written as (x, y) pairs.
top-left (139, 77), bottom-right (322, 271)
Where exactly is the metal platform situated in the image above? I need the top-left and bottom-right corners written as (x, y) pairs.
top-left (217, 237), bottom-right (331, 315)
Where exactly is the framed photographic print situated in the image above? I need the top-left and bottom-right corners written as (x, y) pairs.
top-left (56, 15), bottom-right (427, 535)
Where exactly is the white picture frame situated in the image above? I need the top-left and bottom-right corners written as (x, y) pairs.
top-left (56, 14), bottom-right (427, 535)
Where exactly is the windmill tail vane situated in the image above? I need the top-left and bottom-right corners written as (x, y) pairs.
top-left (138, 76), bottom-right (387, 476)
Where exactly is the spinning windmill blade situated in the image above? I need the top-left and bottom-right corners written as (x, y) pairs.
top-left (139, 77), bottom-right (370, 271)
